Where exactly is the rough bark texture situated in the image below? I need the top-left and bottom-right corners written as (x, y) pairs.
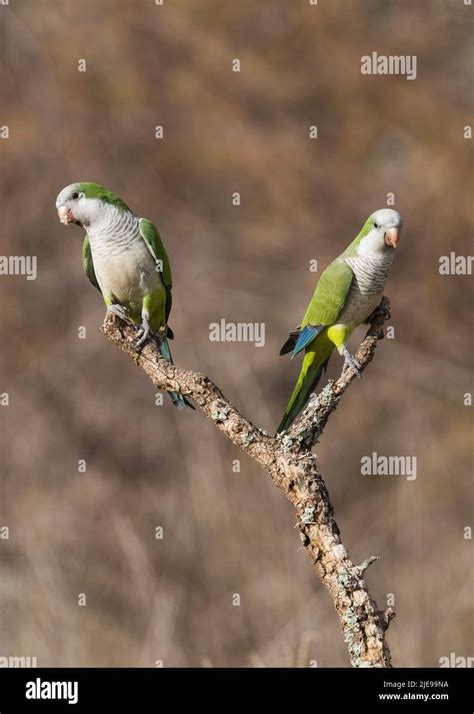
top-left (102, 296), bottom-right (395, 667)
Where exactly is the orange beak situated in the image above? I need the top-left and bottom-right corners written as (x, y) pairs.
top-left (384, 226), bottom-right (401, 248)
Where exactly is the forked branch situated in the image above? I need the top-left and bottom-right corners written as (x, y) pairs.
top-left (102, 296), bottom-right (394, 667)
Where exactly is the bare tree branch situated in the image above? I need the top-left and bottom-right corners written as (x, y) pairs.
top-left (101, 296), bottom-right (394, 667)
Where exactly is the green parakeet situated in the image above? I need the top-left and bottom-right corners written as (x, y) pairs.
top-left (56, 182), bottom-right (192, 409)
top-left (277, 208), bottom-right (402, 434)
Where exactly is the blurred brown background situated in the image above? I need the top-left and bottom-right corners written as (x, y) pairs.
top-left (0, 0), bottom-right (472, 667)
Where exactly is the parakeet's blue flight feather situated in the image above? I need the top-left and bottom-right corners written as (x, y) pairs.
top-left (291, 324), bottom-right (325, 359)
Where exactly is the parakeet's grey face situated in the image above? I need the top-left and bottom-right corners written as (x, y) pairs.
top-left (56, 183), bottom-right (102, 228)
top-left (358, 208), bottom-right (403, 255)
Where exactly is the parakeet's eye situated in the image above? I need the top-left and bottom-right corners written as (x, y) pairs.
top-left (373, 222), bottom-right (378, 228)
top-left (71, 192), bottom-right (79, 200)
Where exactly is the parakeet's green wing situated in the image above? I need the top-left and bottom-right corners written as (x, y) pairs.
top-left (139, 217), bottom-right (173, 321)
top-left (138, 218), bottom-right (172, 286)
top-left (301, 259), bottom-right (354, 327)
top-left (82, 234), bottom-right (100, 292)
top-left (277, 260), bottom-right (355, 432)
top-left (280, 259), bottom-right (354, 358)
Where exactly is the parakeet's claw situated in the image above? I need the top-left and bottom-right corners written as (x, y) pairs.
top-left (107, 304), bottom-right (129, 322)
top-left (135, 315), bottom-right (151, 348)
top-left (136, 327), bottom-right (150, 348)
top-left (341, 345), bottom-right (362, 378)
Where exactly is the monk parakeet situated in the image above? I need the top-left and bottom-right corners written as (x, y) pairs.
top-left (277, 208), bottom-right (402, 434)
top-left (56, 182), bottom-right (192, 409)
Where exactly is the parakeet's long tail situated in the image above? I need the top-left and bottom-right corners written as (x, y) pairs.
top-left (276, 332), bottom-right (334, 434)
top-left (159, 337), bottom-right (194, 410)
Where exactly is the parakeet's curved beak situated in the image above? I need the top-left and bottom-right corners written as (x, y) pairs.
top-left (384, 226), bottom-right (401, 248)
top-left (57, 205), bottom-right (75, 225)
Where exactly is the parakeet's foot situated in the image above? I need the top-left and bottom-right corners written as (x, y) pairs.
top-left (341, 344), bottom-right (362, 379)
top-left (136, 315), bottom-right (151, 348)
top-left (107, 304), bottom-right (130, 322)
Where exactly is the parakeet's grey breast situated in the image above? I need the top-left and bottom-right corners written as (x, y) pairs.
top-left (336, 253), bottom-right (394, 327)
top-left (343, 253), bottom-right (394, 296)
top-left (86, 204), bottom-right (161, 307)
top-left (87, 206), bottom-right (141, 257)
